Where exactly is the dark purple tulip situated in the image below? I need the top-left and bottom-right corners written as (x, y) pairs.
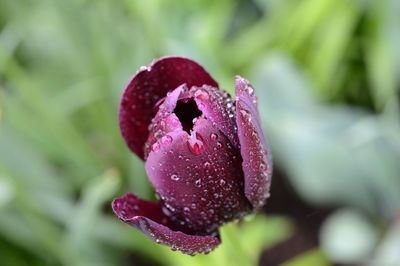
top-left (113, 57), bottom-right (272, 255)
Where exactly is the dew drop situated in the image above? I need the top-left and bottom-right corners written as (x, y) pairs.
top-left (152, 142), bottom-right (160, 152)
top-left (160, 135), bottom-right (172, 146)
top-left (247, 86), bottom-right (254, 96)
top-left (210, 133), bottom-right (218, 141)
top-left (219, 179), bottom-right (226, 187)
top-left (240, 109), bottom-right (251, 122)
top-left (198, 103), bottom-right (205, 111)
top-left (215, 141), bottom-right (223, 150)
top-left (187, 133), bottom-right (205, 155)
top-left (170, 174), bottom-right (179, 181)
top-left (171, 117), bottom-right (180, 127)
top-left (194, 89), bottom-right (210, 100)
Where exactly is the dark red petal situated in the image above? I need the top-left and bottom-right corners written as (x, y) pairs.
top-left (191, 86), bottom-right (240, 149)
top-left (144, 84), bottom-right (186, 158)
top-left (145, 118), bottom-right (251, 235)
top-left (112, 193), bottom-right (220, 255)
top-left (235, 76), bottom-right (272, 210)
top-left (119, 57), bottom-right (218, 160)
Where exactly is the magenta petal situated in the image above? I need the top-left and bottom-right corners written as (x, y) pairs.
top-left (112, 193), bottom-right (220, 255)
top-left (191, 86), bottom-right (240, 149)
top-left (235, 76), bottom-right (273, 210)
top-left (119, 57), bottom-right (218, 160)
top-left (145, 118), bottom-right (251, 234)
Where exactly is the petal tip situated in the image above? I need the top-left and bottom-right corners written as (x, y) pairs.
top-left (119, 57), bottom-right (218, 160)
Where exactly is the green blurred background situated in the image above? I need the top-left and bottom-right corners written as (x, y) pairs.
top-left (0, 0), bottom-right (399, 265)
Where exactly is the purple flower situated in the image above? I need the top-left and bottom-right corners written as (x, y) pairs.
top-left (112, 57), bottom-right (272, 255)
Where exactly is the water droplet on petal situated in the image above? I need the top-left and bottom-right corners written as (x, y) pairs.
top-left (215, 141), bottom-right (223, 150)
top-left (240, 109), bottom-right (251, 122)
top-left (187, 133), bottom-right (205, 155)
top-left (171, 117), bottom-right (180, 127)
top-left (210, 133), bottom-right (218, 141)
top-left (251, 131), bottom-right (258, 139)
top-left (160, 135), bottom-right (172, 146)
top-left (195, 179), bottom-right (201, 187)
top-left (170, 174), bottom-right (179, 181)
top-left (152, 142), bottom-right (160, 152)
top-left (203, 161), bottom-right (211, 169)
top-left (219, 179), bottom-right (226, 187)
top-left (194, 89), bottom-right (210, 100)
top-left (248, 86), bottom-right (254, 96)
top-left (198, 103), bottom-right (205, 111)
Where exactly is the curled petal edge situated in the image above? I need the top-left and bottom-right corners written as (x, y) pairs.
top-left (112, 193), bottom-right (221, 255)
top-left (235, 76), bottom-right (273, 210)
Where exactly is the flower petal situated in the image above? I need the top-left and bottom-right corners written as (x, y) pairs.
top-left (191, 85), bottom-right (240, 149)
top-left (144, 84), bottom-right (186, 158)
top-left (112, 193), bottom-right (220, 255)
top-left (119, 57), bottom-right (218, 160)
top-left (235, 76), bottom-right (273, 210)
top-left (145, 118), bottom-right (251, 234)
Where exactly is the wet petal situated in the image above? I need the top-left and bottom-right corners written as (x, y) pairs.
top-left (119, 57), bottom-right (218, 160)
top-left (144, 84), bottom-right (186, 158)
top-left (112, 193), bottom-right (220, 255)
top-left (145, 118), bottom-right (251, 234)
top-left (191, 86), bottom-right (240, 149)
top-left (235, 76), bottom-right (273, 210)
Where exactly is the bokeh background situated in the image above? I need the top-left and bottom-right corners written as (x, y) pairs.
top-left (0, 0), bottom-right (399, 265)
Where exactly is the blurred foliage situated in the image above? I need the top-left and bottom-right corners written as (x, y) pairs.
top-left (0, 0), bottom-right (399, 265)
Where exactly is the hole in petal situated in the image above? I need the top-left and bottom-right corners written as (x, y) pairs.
top-left (174, 99), bottom-right (202, 133)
